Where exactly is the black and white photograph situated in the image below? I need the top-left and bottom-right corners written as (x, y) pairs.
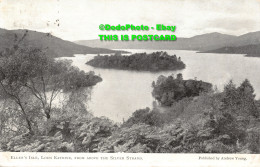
top-left (0, 0), bottom-right (260, 166)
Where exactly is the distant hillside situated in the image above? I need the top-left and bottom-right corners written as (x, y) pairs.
top-left (179, 32), bottom-right (236, 51)
top-left (0, 28), bottom-right (124, 57)
top-left (202, 44), bottom-right (260, 57)
top-left (230, 31), bottom-right (260, 47)
top-left (75, 32), bottom-right (237, 51)
top-left (75, 31), bottom-right (260, 53)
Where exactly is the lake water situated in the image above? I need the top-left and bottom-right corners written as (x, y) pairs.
top-left (63, 49), bottom-right (260, 122)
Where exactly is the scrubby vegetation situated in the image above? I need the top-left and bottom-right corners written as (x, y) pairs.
top-left (86, 51), bottom-right (186, 72)
top-left (121, 77), bottom-right (260, 153)
top-left (152, 73), bottom-right (212, 106)
top-left (1, 71), bottom-right (260, 153)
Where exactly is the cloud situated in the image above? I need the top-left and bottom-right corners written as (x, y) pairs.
top-left (207, 17), bottom-right (258, 30)
top-left (0, 0), bottom-right (260, 40)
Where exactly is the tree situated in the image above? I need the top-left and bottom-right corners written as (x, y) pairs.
top-left (0, 47), bottom-right (35, 133)
top-left (222, 80), bottom-right (259, 118)
top-left (237, 79), bottom-right (259, 118)
top-left (0, 36), bottom-right (101, 133)
top-left (177, 73), bottom-right (183, 80)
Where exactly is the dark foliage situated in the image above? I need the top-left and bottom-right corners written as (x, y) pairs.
top-left (86, 51), bottom-right (186, 72)
top-left (0, 34), bottom-right (102, 134)
top-left (152, 74), bottom-right (212, 106)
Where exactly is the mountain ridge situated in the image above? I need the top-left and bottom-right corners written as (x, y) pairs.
top-left (75, 31), bottom-right (260, 53)
top-left (0, 28), bottom-right (124, 57)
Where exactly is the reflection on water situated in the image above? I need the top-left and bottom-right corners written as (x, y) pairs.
top-left (62, 49), bottom-right (260, 122)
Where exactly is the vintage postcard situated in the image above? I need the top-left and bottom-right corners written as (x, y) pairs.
top-left (0, 0), bottom-right (260, 167)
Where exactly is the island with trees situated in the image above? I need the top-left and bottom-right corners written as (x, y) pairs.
top-left (152, 73), bottom-right (212, 106)
top-left (86, 51), bottom-right (186, 72)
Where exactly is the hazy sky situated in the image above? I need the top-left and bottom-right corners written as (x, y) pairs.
top-left (0, 0), bottom-right (260, 41)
